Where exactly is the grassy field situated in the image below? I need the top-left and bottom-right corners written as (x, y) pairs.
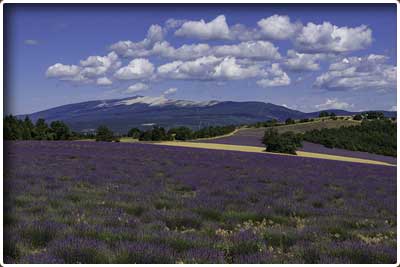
top-left (119, 137), bottom-right (140, 143)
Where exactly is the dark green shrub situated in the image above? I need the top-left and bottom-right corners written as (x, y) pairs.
top-left (262, 129), bottom-right (302, 154)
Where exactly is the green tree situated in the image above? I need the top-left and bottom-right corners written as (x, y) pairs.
top-left (319, 111), bottom-right (330, 117)
top-left (151, 126), bottom-right (170, 141)
top-left (95, 125), bottom-right (114, 142)
top-left (285, 118), bottom-right (295, 125)
top-left (21, 116), bottom-right (35, 140)
top-left (262, 129), bottom-right (302, 155)
top-left (361, 111), bottom-right (384, 120)
top-left (4, 115), bottom-right (22, 140)
top-left (50, 121), bottom-right (71, 140)
top-left (303, 119), bottom-right (396, 156)
top-left (139, 130), bottom-right (153, 141)
top-left (127, 128), bottom-right (141, 139)
top-left (168, 127), bottom-right (193, 140)
top-left (353, 114), bottom-right (363, 121)
top-left (34, 118), bottom-right (50, 140)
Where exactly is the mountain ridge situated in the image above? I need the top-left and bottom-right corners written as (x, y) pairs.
top-left (16, 96), bottom-right (396, 133)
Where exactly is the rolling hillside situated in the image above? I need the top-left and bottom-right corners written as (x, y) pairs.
top-left (196, 119), bottom-right (396, 164)
top-left (197, 119), bottom-right (361, 146)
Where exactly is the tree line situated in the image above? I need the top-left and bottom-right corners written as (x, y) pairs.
top-left (262, 118), bottom-right (396, 156)
top-left (4, 115), bottom-right (236, 142)
top-left (302, 119), bottom-right (396, 157)
top-left (5, 113), bottom-right (396, 157)
top-left (4, 115), bottom-right (75, 140)
top-left (134, 125), bottom-right (236, 141)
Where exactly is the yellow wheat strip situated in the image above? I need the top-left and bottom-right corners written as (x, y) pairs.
top-left (153, 141), bottom-right (395, 167)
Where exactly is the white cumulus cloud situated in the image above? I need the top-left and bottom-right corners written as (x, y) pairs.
top-left (163, 87), bottom-right (178, 95)
top-left (315, 98), bottom-right (353, 110)
top-left (213, 41), bottom-right (281, 60)
top-left (257, 63), bottom-right (291, 87)
top-left (96, 77), bottom-right (113, 86)
top-left (80, 51), bottom-right (121, 78)
top-left (257, 15), bottom-right (301, 40)
top-left (157, 56), bottom-right (261, 80)
top-left (124, 82), bottom-right (150, 94)
top-left (314, 54), bottom-right (396, 91)
top-left (110, 24), bottom-right (164, 57)
top-left (114, 58), bottom-right (155, 80)
top-left (46, 63), bottom-right (81, 79)
top-left (283, 50), bottom-right (328, 71)
top-left (295, 22), bottom-right (372, 53)
top-left (152, 41), bottom-right (211, 60)
top-left (175, 15), bottom-right (231, 40)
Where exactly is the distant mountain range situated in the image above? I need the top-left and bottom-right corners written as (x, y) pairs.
top-left (17, 96), bottom-right (396, 133)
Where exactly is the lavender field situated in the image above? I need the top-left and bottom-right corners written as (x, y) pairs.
top-left (4, 141), bottom-right (397, 264)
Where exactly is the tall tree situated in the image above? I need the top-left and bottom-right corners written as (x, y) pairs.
top-left (50, 121), bottom-right (71, 140)
top-left (96, 125), bottom-right (114, 142)
top-left (4, 115), bottom-right (22, 140)
top-left (21, 116), bottom-right (35, 140)
top-left (34, 118), bottom-right (50, 140)
top-left (127, 128), bottom-right (142, 139)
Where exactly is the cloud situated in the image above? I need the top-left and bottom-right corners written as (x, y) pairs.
top-left (46, 14), bottom-right (387, 94)
top-left (96, 77), bottom-right (113, 86)
top-left (157, 56), bottom-right (262, 80)
top-left (151, 40), bottom-right (280, 61)
top-left (163, 87), bottom-right (178, 95)
top-left (315, 98), bottom-right (353, 110)
top-left (228, 24), bottom-right (261, 41)
top-left (175, 15), bottom-right (231, 40)
top-left (152, 41), bottom-right (211, 60)
top-left (213, 41), bottom-right (281, 60)
top-left (165, 18), bottom-right (186, 29)
top-left (124, 82), bottom-right (150, 94)
top-left (46, 52), bottom-right (122, 84)
top-left (213, 57), bottom-right (261, 80)
top-left (80, 51), bottom-right (121, 78)
top-left (257, 15), bottom-right (301, 40)
top-left (390, 106), bottom-right (396, 111)
top-left (257, 63), bottom-right (290, 87)
top-left (314, 54), bottom-right (397, 91)
top-left (46, 63), bottom-right (81, 79)
top-left (24, 39), bottom-right (39, 45)
top-left (110, 24), bottom-right (164, 57)
top-left (295, 22), bottom-right (372, 53)
top-left (114, 58), bottom-right (155, 80)
top-left (282, 50), bottom-right (327, 71)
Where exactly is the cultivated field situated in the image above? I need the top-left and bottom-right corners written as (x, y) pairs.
top-left (198, 119), bottom-right (361, 147)
top-left (197, 120), bottom-right (396, 164)
top-left (4, 141), bottom-right (396, 264)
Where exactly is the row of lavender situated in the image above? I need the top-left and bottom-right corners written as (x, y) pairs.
top-left (4, 141), bottom-right (396, 263)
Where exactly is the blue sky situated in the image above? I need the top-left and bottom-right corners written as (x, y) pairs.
top-left (4, 4), bottom-right (397, 114)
